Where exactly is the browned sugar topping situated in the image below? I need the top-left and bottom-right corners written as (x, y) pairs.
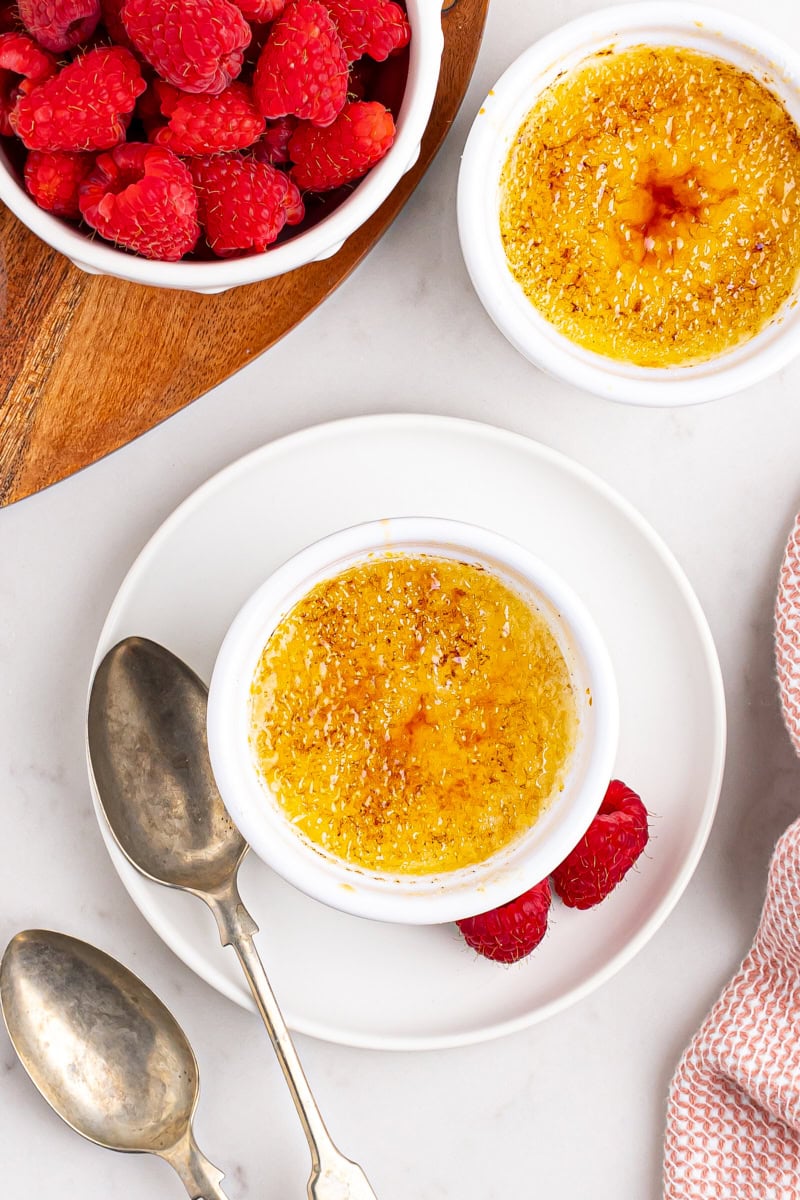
top-left (250, 554), bottom-right (577, 875)
top-left (500, 46), bottom-right (800, 366)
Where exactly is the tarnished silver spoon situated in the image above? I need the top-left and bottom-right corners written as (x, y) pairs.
top-left (0, 929), bottom-right (228, 1199)
top-left (88, 636), bottom-right (378, 1200)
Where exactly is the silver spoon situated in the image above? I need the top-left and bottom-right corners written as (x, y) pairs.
top-left (0, 929), bottom-right (228, 1200)
top-left (88, 636), bottom-right (378, 1200)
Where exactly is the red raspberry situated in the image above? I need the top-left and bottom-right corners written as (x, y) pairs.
top-left (24, 148), bottom-right (94, 215)
top-left (0, 31), bottom-right (56, 137)
top-left (325, 0), bottom-right (409, 63)
top-left (18, 0), bottom-right (99, 51)
top-left (231, 0), bottom-right (283, 21)
top-left (148, 81), bottom-right (264, 155)
top-left (122, 0), bottom-right (250, 94)
top-left (289, 99), bottom-right (394, 190)
top-left (79, 141), bottom-right (200, 259)
top-left (252, 115), bottom-right (296, 165)
top-left (551, 780), bottom-right (649, 910)
top-left (192, 153), bottom-right (303, 256)
top-left (457, 880), bottom-right (551, 964)
top-left (11, 46), bottom-right (145, 152)
top-left (253, 0), bottom-right (347, 127)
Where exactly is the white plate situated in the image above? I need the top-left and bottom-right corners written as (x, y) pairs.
top-left (88, 415), bottom-right (726, 1050)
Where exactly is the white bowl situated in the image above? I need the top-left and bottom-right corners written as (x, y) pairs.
top-left (457, 3), bottom-right (800, 406)
top-left (206, 516), bottom-right (619, 924)
top-left (0, 0), bottom-right (443, 292)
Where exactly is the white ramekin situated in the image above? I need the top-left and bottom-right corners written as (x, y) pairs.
top-left (207, 516), bottom-right (619, 925)
top-left (0, 0), bottom-right (442, 292)
top-left (457, 3), bottom-right (800, 406)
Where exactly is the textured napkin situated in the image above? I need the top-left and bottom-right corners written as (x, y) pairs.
top-left (663, 514), bottom-right (800, 1198)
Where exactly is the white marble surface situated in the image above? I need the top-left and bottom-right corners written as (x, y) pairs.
top-left (3, 0), bottom-right (800, 1195)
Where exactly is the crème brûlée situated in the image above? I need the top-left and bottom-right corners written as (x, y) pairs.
top-left (499, 46), bottom-right (800, 366)
top-left (249, 554), bottom-right (577, 876)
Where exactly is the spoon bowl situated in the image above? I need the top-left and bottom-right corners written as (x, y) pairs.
top-left (0, 929), bottom-right (228, 1198)
top-left (88, 637), bottom-right (246, 895)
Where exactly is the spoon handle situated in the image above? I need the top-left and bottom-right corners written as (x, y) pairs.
top-left (231, 928), bottom-right (382, 1199)
top-left (205, 882), bottom-right (338, 1165)
top-left (233, 924), bottom-right (337, 1163)
top-left (162, 1127), bottom-right (230, 1200)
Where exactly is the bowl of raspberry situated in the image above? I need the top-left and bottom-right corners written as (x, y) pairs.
top-left (0, 0), bottom-right (442, 291)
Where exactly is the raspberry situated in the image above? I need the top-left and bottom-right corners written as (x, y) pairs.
top-left (253, 0), bottom-right (347, 127)
top-left (11, 46), bottom-right (145, 152)
top-left (252, 115), bottom-right (296, 165)
top-left (79, 141), bottom-right (199, 259)
top-left (231, 0), bottom-right (282, 21)
top-left (148, 81), bottom-right (264, 155)
top-left (18, 0), bottom-right (99, 51)
top-left (457, 880), bottom-right (551, 964)
top-left (289, 99), bottom-right (394, 190)
top-left (325, 0), bottom-right (409, 63)
top-left (192, 153), bottom-right (303, 256)
top-left (551, 780), bottom-right (649, 910)
top-left (0, 31), bottom-right (56, 137)
top-left (122, 0), bottom-right (251, 94)
top-left (24, 148), bottom-right (94, 215)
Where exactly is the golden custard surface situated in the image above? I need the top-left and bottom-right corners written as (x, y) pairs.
top-left (250, 555), bottom-right (577, 875)
top-left (499, 46), bottom-right (800, 366)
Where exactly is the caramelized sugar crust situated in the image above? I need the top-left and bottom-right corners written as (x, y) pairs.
top-left (250, 555), bottom-right (577, 875)
top-left (500, 47), bottom-right (800, 366)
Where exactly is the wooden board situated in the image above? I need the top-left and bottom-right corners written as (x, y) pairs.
top-left (0, 0), bottom-right (488, 507)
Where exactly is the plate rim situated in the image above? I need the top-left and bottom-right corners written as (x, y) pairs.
top-left (87, 413), bottom-right (727, 1050)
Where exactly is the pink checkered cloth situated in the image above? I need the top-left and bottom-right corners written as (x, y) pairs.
top-left (663, 513), bottom-right (800, 1198)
